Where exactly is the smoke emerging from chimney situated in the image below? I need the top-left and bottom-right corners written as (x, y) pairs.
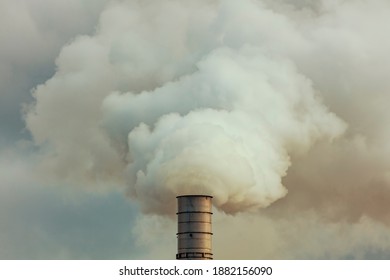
top-left (103, 47), bottom-right (345, 214)
top-left (26, 0), bottom-right (357, 215)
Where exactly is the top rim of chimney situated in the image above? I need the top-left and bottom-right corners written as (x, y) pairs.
top-left (176, 194), bottom-right (213, 198)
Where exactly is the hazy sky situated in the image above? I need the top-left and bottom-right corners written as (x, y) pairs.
top-left (1, 0), bottom-right (390, 259)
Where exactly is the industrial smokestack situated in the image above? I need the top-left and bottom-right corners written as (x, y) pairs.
top-left (176, 195), bottom-right (213, 260)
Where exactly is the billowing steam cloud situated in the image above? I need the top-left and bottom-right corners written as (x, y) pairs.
top-left (26, 0), bottom-right (346, 214)
top-left (103, 47), bottom-right (345, 214)
top-left (25, 0), bottom-right (390, 228)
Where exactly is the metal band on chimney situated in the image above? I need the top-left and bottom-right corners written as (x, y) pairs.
top-left (176, 195), bottom-right (213, 260)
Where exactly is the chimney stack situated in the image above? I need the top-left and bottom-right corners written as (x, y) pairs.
top-left (176, 195), bottom-right (213, 260)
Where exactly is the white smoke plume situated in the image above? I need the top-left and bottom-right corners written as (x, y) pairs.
top-left (103, 46), bottom-right (345, 214)
top-left (26, 0), bottom-right (346, 214)
top-left (25, 0), bottom-right (390, 258)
